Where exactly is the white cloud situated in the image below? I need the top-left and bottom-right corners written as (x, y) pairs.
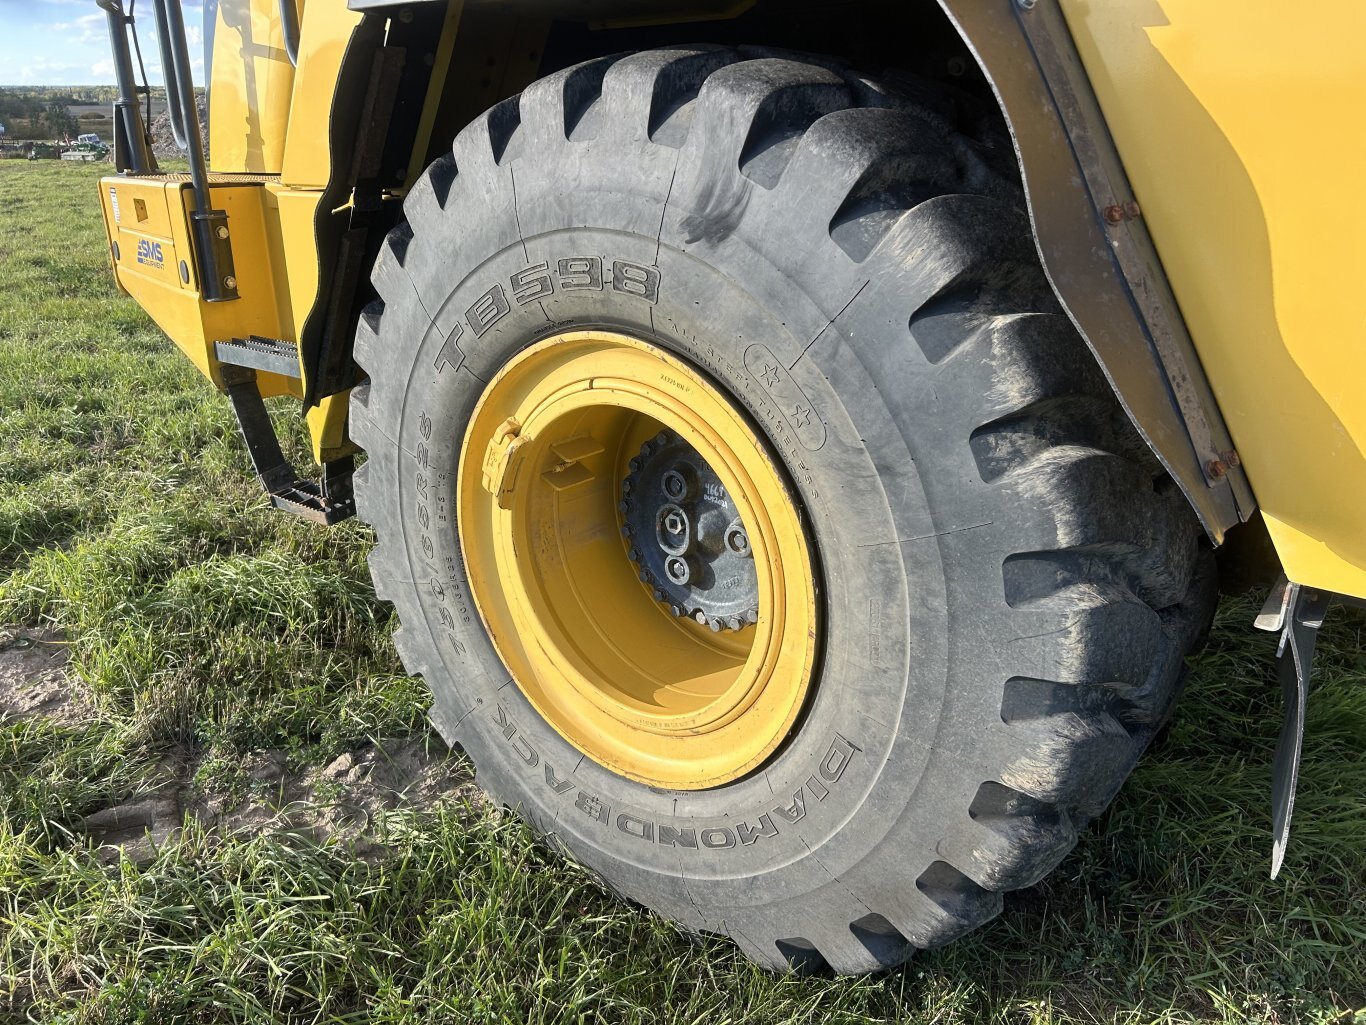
top-left (15, 56), bottom-right (81, 83)
top-left (4, 0), bottom-right (200, 84)
top-left (51, 12), bottom-right (104, 44)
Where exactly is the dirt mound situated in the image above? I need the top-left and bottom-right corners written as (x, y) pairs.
top-left (147, 93), bottom-right (208, 159)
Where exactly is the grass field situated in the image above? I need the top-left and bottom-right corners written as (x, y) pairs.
top-left (0, 160), bottom-right (1362, 1024)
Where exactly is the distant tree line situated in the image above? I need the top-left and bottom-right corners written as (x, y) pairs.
top-left (0, 86), bottom-right (201, 142)
top-left (0, 94), bottom-right (82, 141)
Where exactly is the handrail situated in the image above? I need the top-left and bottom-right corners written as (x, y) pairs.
top-left (150, 0), bottom-right (189, 151)
top-left (277, 0), bottom-right (300, 67)
top-left (151, 0), bottom-right (239, 302)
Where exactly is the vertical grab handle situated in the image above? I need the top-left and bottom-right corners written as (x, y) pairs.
top-left (277, 0), bottom-right (300, 67)
top-left (151, 0), bottom-right (190, 152)
top-left (152, 0), bottom-right (239, 302)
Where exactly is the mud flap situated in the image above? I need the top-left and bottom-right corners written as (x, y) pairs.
top-left (1255, 577), bottom-right (1331, 879)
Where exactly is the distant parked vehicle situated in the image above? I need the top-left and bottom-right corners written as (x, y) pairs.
top-left (61, 134), bottom-right (108, 162)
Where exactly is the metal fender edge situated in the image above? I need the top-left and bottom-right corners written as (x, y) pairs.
top-left (937, 0), bottom-right (1254, 543)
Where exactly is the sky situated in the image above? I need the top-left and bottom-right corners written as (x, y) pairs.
top-left (0, 0), bottom-right (205, 86)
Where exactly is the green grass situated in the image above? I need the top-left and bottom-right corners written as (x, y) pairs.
top-left (0, 160), bottom-right (1363, 1024)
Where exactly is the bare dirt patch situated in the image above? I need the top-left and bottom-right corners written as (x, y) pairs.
top-left (192, 737), bottom-right (482, 844)
top-left (0, 626), bottom-right (91, 723)
top-left (79, 737), bottom-right (481, 864)
top-left (2, 625), bottom-right (478, 861)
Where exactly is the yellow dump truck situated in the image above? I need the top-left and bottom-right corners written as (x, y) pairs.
top-left (92, 0), bottom-right (1364, 974)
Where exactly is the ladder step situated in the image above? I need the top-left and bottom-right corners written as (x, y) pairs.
top-left (215, 336), bottom-right (302, 378)
top-left (222, 368), bottom-right (355, 527)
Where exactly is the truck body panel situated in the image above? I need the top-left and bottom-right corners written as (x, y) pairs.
top-left (1062, 0), bottom-right (1366, 598)
top-left (208, 0), bottom-right (296, 173)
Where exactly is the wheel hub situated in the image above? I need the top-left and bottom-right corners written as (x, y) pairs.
top-left (622, 430), bottom-right (759, 632)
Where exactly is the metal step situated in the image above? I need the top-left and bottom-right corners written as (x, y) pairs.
top-left (215, 336), bottom-right (302, 378)
top-left (220, 366), bottom-right (355, 526)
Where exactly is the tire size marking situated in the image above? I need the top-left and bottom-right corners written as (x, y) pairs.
top-left (491, 703), bottom-right (857, 851)
top-left (412, 406), bottom-right (474, 653)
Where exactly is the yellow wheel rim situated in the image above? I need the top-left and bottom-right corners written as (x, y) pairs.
top-left (457, 331), bottom-right (819, 789)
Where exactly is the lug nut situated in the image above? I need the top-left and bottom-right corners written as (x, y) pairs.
top-left (655, 504), bottom-right (690, 557)
top-left (662, 469), bottom-right (689, 501)
top-left (725, 521), bottom-right (750, 556)
top-left (665, 556), bottom-right (691, 585)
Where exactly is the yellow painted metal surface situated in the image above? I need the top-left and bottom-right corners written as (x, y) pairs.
top-left (209, 0), bottom-right (298, 173)
top-left (280, 2), bottom-right (364, 188)
top-left (459, 332), bottom-right (818, 788)
top-left (1061, 0), bottom-right (1366, 600)
top-left (101, 0), bottom-right (357, 456)
top-left (99, 175), bottom-right (297, 400)
top-left (306, 391), bottom-right (356, 464)
top-left (261, 182), bottom-right (320, 339)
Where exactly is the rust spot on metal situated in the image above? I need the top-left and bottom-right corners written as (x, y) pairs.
top-left (1207, 459), bottom-right (1228, 479)
top-left (1103, 204), bottom-right (1125, 225)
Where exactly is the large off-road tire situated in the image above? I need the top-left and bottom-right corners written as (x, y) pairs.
top-left (350, 47), bottom-right (1217, 974)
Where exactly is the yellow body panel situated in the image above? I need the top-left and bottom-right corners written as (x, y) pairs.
top-left (306, 392), bottom-right (355, 464)
top-left (103, 0), bottom-right (361, 460)
top-left (280, 2), bottom-right (364, 188)
top-left (209, 0), bottom-right (298, 173)
top-left (100, 175), bottom-right (297, 400)
top-left (262, 183), bottom-right (321, 339)
top-left (1061, 0), bottom-right (1366, 599)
